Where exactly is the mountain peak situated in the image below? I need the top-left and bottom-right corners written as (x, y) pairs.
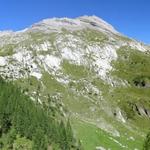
top-left (78, 15), bottom-right (118, 34)
top-left (31, 16), bottom-right (119, 34)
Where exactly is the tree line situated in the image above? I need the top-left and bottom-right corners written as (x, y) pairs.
top-left (0, 77), bottom-right (81, 149)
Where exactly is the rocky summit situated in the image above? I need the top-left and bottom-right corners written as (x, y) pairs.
top-left (0, 16), bottom-right (150, 150)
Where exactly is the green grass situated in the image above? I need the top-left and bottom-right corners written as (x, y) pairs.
top-left (42, 72), bottom-right (65, 93)
top-left (15, 76), bottom-right (40, 93)
top-left (110, 45), bottom-right (150, 126)
top-left (62, 60), bottom-right (90, 80)
top-left (72, 118), bottom-right (144, 150)
top-left (0, 44), bottom-right (15, 56)
top-left (72, 118), bottom-right (120, 150)
top-left (112, 46), bottom-right (150, 83)
top-left (115, 35), bottom-right (132, 42)
top-left (73, 29), bottom-right (108, 44)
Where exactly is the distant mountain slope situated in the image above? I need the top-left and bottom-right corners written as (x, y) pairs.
top-left (0, 16), bottom-right (150, 150)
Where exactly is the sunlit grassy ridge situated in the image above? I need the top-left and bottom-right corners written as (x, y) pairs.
top-left (111, 46), bottom-right (150, 127)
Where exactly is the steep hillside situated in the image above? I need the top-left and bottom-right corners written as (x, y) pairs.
top-left (0, 16), bottom-right (150, 150)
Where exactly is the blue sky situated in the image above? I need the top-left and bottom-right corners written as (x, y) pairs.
top-left (0, 0), bottom-right (150, 43)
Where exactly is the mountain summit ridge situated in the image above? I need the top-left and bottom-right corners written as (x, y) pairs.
top-left (30, 15), bottom-right (120, 35)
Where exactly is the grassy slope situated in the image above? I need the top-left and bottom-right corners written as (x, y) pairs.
top-left (110, 46), bottom-right (150, 139)
top-left (11, 31), bottom-right (150, 149)
top-left (72, 118), bottom-right (144, 150)
top-left (111, 46), bottom-right (150, 120)
top-left (15, 73), bottom-right (145, 149)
